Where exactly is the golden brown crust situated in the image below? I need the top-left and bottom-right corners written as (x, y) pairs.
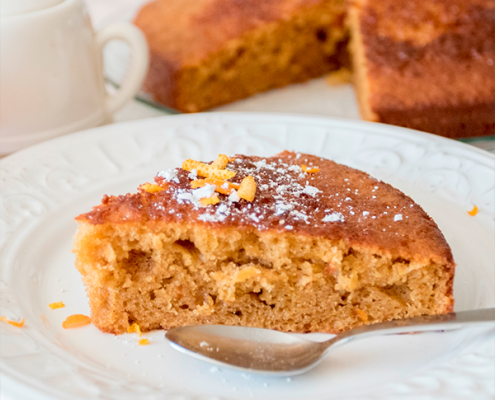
top-left (349, 0), bottom-right (495, 138)
top-left (76, 152), bottom-right (454, 268)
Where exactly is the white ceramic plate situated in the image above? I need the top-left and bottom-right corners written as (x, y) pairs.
top-left (1, 113), bottom-right (494, 400)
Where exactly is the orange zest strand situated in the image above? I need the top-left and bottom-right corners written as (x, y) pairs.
top-left (355, 309), bottom-right (368, 322)
top-left (301, 165), bottom-right (320, 173)
top-left (49, 301), bottom-right (65, 310)
top-left (139, 182), bottom-right (166, 193)
top-left (62, 314), bottom-right (91, 329)
top-left (200, 194), bottom-right (220, 206)
top-left (211, 154), bottom-right (229, 169)
top-left (237, 175), bottom-right (257, 202)
top-left (191, 178), bottom-right (240, 195)
top-left (127, 322), bottom-right (142, 337)
top-left (1, 316), bottom-right (25, 328)
top-left (468, 205), bottom-right (478, 216)
top-left (182, 159), bottom-right (236, 180)
top-left (138, 338), bottom-right (149, 346)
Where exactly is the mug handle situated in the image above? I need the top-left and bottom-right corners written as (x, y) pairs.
top-left (95, 22), bottom-right (149, 115)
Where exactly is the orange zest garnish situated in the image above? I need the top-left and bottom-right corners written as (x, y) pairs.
top-left (138, 338), bottom-right (149, 346)
top-left (211, 154), bottom-right (229, 169)
top-left (62, 314), bottom-right (91, 329)
top-left (200, 193), bottom-right (220, 206)
top-left (139, 182), bottom-right (166, 193)
top-left (1, 316), bottom-right (25, 328)
top-left (355, 309), bottom-right (368, 322)
top-left (237, 175), bottom-right (257, 202)
top-left (468, 205), bottom-right (478, 216)
top-left (127, 322), bottom-right (142, 337)
top-left (182, 159), bottom-right (236, 180)
top-left (49, 301), bottom-right (65, 310)
top-left (191, 178), bottom-right (240, 195)
top-left (184, 156), bottom-right (257, 203)
top-left (301, 165), bottom-right (320, 173)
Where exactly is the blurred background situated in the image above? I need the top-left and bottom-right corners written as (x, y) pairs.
top-left (85, 0), bottom-right (495, 154)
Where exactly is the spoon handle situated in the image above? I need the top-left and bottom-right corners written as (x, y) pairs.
top-left (324, 308), bottom-right (495, 350)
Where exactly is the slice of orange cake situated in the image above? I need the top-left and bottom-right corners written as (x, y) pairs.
top-left (73, 152), bottom-right (455, 334)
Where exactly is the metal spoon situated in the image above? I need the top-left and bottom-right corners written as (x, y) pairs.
top-left (165, 308), bottom-right (495, 376)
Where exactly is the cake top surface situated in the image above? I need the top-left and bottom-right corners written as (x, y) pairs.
top-left (133, 0), bottom-right (336, 67)
top-left (350, 0), bottom-right (495, 110)
top-left (76, 152), bottom-right (454, 265)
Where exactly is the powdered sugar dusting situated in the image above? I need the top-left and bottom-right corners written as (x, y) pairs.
top-left (147, 153), bottom-right (415, 235)
top-left (157, 168), bottom-right (179, 183)
top-left (302, 186), bottom-right (321, 197)
top-left (322, 212), bottom-right (344, 223)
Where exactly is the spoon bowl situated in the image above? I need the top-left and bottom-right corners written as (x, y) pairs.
top-left (167, 325), bottom-right (326, 375)
top-left (166, 308), bottom-right (495, 376)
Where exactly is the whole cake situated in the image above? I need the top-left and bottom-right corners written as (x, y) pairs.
top-left (74, 152), bottom-right (455, 335)
top-left (133, 0), bottom-right (495, 138)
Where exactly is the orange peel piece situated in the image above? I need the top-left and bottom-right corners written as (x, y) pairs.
top-left (468, 205), bottom-right (478, 216)
top-left (237, 175), bottom-right (257, 202)
top-left (49, 301), bottom-right (65, 310)
top-left (191, 178), bottom-right (240, 195)
top-left (211, 154), bottom-right (229, 169)
top-left (138, 338), bottom-right (149, 346)
top-left (200, 193), bottom-right (220, 206)
top-left (1, 316), bottom-right (25, 328)
top-left (182, 159), bottom-right (236, 180)
top-left (301, 165), bottom-right (320, 173)
top-left (127, 322), bottom-right (142, 337)
top-left (62, 314), bottom-right (91, 329)
top-left (355, 309), bottom-right (368, 322)
top-left (139, 183), bottom-right (166, 193)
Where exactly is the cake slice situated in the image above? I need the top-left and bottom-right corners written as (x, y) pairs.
top-left (74, 152), bottom-right (455, 335)
top-left (133, 0), bottom-right (349, 112)
top-left (348, 0), bottom-right (495, 138)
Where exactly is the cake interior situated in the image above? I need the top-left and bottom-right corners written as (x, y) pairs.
top-left (75, 220), bottom-right (452, 335)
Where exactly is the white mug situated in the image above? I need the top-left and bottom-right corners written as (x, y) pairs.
top-left (0, 0), bottom-right (149, 154)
